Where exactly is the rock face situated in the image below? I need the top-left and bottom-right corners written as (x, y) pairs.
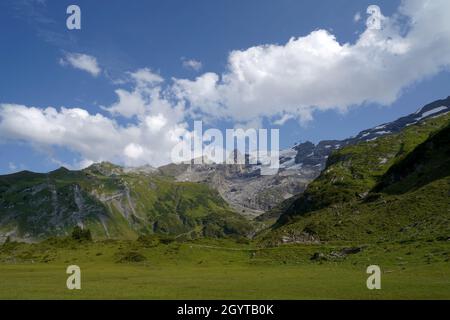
top-left (160, 97), bottom-right (450, 217)
top-left (159, 159), bottom-right (318, 218)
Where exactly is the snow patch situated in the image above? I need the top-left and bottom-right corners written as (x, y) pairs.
top-left (417, 106), bottom-right (448, 120)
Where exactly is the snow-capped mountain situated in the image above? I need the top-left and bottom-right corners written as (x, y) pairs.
top-left (285, 96), bottom-right (450, 171)
top-left (160, 97), bottom-right (450, 216)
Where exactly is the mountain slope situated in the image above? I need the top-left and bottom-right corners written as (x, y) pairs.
top-left (261, 113), bottom-right (450, 245)
top-left (373, 122), bottom-right (450, 194)
top-left (159, 160), bottom-right (316, 217)
top-left (162, 97), bottom-right (450, 216)
top-left (0, 164), bottom-right (252, 241)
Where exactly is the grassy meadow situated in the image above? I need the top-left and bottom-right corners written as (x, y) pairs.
top-left (0, 238), bottom-right (448, 299)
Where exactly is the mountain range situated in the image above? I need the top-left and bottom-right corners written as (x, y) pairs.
top-left (0, 96), bottom-right (449, 242)
top-left (0, 162), bottom-right (251, 241)
top-left (160, 96), bottom-right (450, 215)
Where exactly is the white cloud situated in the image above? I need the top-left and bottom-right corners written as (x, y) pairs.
top-left (173, 0), bottom-right (450, 124)
top-left (2, 0), bottom-right (450, 169)
top-left (50, 157), bottom-right (94, 171)
top-left (105, 68), bottom-right (167, 118)
top-left (130, 68), bottom-right (164, 86)
top-left (77, 158), bottom-right (94, 169)
top-left (273, 113), bottom-right (294, 126)
top-left (107, 88), bottom-right (148, 118)
top-left (354, 12), bottom-right (361, 22)
top-left (0, 100), bottom-right (189, 168)
top-left (173, 73), bottom-right (221, 117)
top-left (0, 65), bottom-right (190, 168)
top-left (182, 58), bottom-right (203, 71)
top-left (124, 143), bottom-right (144, 159)
top-left (60, 53), bottom-right (101, 77)
top-left (146, 114), bottom-right (168, 133)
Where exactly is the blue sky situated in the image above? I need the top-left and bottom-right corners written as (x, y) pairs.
top-left (1, 0), bottom-right (450, 173)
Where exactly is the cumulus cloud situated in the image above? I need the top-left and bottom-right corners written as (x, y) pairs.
top-left (173, 0), bottom-right (450, 124)
top-left (105, 68), bottom-right (167, 118)
top-left (124, 143), bottom-right (144, 160)
top-left (60, 53), bottom-right (101, 77)
top-left (182, 58), bottom-right (203, 71)
top-left (0, 74), bottom-right (189, 168)
top-left (130, 68), bottom-right (164, 86)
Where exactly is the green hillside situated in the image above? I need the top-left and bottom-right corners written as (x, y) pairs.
top-left (0, 163), bottom-right (251, 241)
top-left (0, 237), bottom-right (448, 299)
top-left (262, 114), bottom-right (450, 245)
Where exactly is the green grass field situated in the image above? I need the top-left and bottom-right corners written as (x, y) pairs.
top-left (0, 239), bottom-right (448, 299)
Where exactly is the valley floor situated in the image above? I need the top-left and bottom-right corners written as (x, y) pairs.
top-left (0, 239), bottom-right (449, 299)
